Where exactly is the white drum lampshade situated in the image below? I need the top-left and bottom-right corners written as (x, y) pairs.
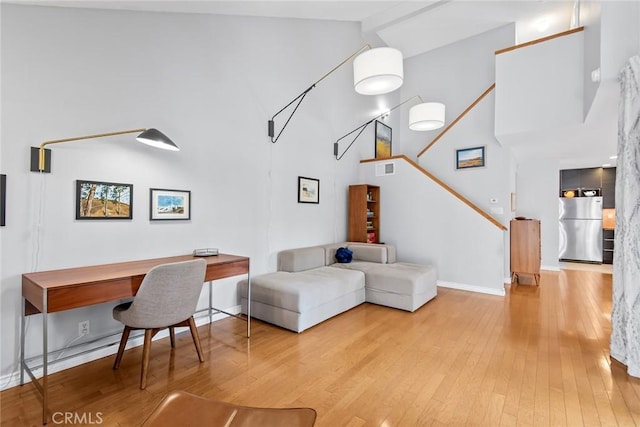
top-left (353, 47), bottom-right (403, 95)
top-left (409, 102), bottom-right (445, 131)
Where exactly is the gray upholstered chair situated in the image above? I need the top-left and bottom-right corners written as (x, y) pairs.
top-left (112, 259), bottom-right (207, 389)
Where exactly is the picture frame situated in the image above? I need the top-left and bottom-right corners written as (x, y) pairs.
top-left (1, 174), bottom-right (6, 226)
top-left (455, 145), bottom-right (486, 170)
top-left (150, 188), bottom-right (191, 220)
top-left (298, 176), bottom-right (319, 204)
top-left (375, 120), bottom-right (392, 159)
top-left (76, 180), bottom-right (133, 220)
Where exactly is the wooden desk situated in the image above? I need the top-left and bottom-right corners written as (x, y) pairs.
top-left (21, 253), bottom-right (250, 425)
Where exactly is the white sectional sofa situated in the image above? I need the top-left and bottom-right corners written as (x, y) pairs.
top-left (239, 243), bottom-right (437, 332)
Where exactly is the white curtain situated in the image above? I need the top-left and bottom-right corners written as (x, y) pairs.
top-left (610, 54), bottom-right (640, 378)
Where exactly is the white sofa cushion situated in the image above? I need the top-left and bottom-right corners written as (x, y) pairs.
top-left (347, 243), bottom-right (388, 263)
top-left (320, 243), bottom-right (345, 266)
top-left (336, 261), bottom-right (436, 295)
top-left (322, 242), bottom-right (397, 266)
top-left (277, 246), bottom-right (326, 272)
top-left (245, 266), bottom-right (364, 313)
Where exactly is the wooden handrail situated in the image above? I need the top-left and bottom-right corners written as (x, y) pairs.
top-left (417, 84), bottom-right (495, 158)
top-left (361, 155), bottom-right (507, 231)
top-left (495, 27), bottom-right (584, 55)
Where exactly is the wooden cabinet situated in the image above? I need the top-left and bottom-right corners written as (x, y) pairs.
top-left (560, 167), bottom-right (603, 194)
top-left (510, 219), bottom-right (541, 285)
top-left (603, 229), bottom-right (614, 264)
top-left (348, 184), bottom-right (380, 243)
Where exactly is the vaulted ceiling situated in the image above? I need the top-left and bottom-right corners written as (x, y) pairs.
top-left (10, 1), bottom-right (615, 168)
top-left (11, 1), bottom-right (576, 58)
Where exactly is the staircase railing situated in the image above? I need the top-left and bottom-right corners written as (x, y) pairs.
top-left (361, 155), bottom-right (507, 231)
top-left (417, 83), bottom-right (495, 158)
top-left (494, 27), bottom-right (583, 55)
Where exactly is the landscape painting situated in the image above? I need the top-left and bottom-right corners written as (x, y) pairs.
top-left (375, 120), bottom-right (392, 159)
top-left (455, 146), bottom-right (486, 170)
top-left (150, 188), bottom-right (191, 220)
top-left (76, 180), bottom-right (133, 220)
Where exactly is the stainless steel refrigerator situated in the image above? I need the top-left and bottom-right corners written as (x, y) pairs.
top-left (559, 196), bottom-right (603, 262)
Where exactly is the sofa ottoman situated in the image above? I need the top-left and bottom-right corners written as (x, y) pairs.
top-left (239, 246), bottom-right (365, 332)
top-left (336, 260), bottom-right (437, 312)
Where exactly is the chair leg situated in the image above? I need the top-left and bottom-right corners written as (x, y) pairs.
top-left (140, 329), bottom-right (154, 389)
top-left (169, 327), bottom-right (176, 348)
top-left (113, 326), bottom-right (131, 370)
top-left (187, 317), bottom-right (204, 363)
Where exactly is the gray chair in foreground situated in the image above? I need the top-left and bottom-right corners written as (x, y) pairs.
top-left (112, 259), bottom-right (207, 389)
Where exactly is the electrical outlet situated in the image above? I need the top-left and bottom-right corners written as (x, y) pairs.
top-left (78, 320), bottom-right (90, 337)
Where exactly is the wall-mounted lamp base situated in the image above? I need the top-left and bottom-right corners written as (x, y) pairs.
top-left (333, 143), bottom-right (339, 157)
top-left (1, 174), bottom-right (6, 226)
top-left (268, 120), bottom-right (275, 138)
top-left (30, 147), bottom-right (51, 173)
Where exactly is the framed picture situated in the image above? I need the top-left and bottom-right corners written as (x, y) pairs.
top-left (455, 145), bottom-right (486, 170)
top-left (298, 176), bottom-right (319, 204)
top-left (1, 174), bottom-right (6, 226)
top-left (150, 188), bottom-right (191, 220)
top-left (76, 180), bottom-right (133, 220)
top-left (375, 120), bottom-right (392, 159)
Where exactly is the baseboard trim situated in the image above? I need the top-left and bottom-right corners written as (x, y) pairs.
top-left (542, 265), bottom-right (561, 271)
top-left (0, 306), bottom-right (240, 391)
top-left (437, 280), bottom-right (506, 297)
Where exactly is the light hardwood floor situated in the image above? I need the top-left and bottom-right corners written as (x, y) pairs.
top-left (2, 268), bottom-right (639, 426)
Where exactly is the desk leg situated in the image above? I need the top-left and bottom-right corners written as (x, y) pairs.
top-left (20, 297), bottom-right (26, 385)
top-left (42, 290), bottom-right (49, 425)
top-left (246, 270), bottom-right (251, 339)
top-left (208, 281), bottom-right (213, 324)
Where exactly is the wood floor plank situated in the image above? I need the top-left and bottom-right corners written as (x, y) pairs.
top-left (3, 268), bottom-right (639, 427)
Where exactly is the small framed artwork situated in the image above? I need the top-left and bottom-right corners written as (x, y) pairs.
top-left (150, 188), bottom-right (191, 220)
top-left (298, 176), bottom-right (319, 204)
top-left (455, 145), bottom-right (486, 170)
top-left (1, 174), bottom-right (6, 226)
top-left (375, 120), bottom-right (392, 159)
top-left (76, 180), bottom-right (133, 220)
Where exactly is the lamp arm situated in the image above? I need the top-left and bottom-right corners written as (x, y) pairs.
top-left (313, 44), bottom-right (370, 87)
top-left (334, 120), bottom-right (375, 161)
top-left (268, 44), bottom-right (371, 144)
top-left (333, 95), bottom-right (424, 161)
top-left (269, 85), bottom-right (314, 144)
top-left (38, 128), bottom-right (146, 172)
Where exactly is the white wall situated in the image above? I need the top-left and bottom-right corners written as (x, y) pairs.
top-left (515, 161), bottom-right (560, 270)
top-left (406, 24), bottom-right (515, 211)
top-left (495, 30), bottom-right (585, 137)
top-left (361, 159), bottom-right (506, 295)
top-left (400, 24), bottom-right (514, 160)
top-left (582, 1), bottom-right (602, 119)
top-left (0, 4), bottom-right (376, 385)
top-left (399, 25), bottom-right (515, 280)
top-left (600, 1), bottom-right (640, 81)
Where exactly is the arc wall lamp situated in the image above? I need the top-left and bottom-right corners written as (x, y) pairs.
top-left (334, 97), bottom-right (445, 160)
top-left (268, 44), bottom-right (404, 144)
top-left (30, 128), bottom-right (179, 173)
